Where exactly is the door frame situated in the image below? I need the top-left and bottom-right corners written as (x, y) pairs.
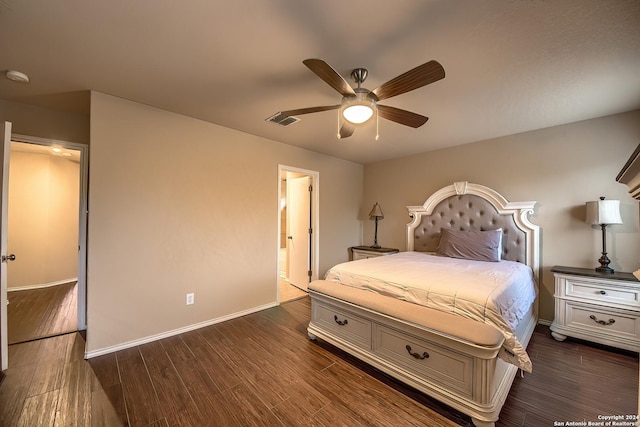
top-left (277, 165), bottom-right (319, 303)
top-left (9, 133), bottom-right (89, 331)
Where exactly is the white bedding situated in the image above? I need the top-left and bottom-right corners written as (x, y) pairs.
top-left (324, 251), bottom-right (537, 372)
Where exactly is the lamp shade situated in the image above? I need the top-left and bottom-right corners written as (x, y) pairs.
top-left (369, 202), bottom-right (384, 220)
top-left (585, 198), bottom-right (622, 225)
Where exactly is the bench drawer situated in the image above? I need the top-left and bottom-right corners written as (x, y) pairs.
top-left (373, 324), bottom-right (474, 397)
top-left (312, 302), bottom-right (372, 349)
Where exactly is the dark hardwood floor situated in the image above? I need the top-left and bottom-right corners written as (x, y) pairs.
top-left (0, 296), bottom-right (637, 426)
top-left (7, 281), bottom-right (78, 344)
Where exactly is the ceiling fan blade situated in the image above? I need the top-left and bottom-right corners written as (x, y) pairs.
top-left (377, 105), bottom-right (429, 128)
top-left (339, 122), bottom-right (355, 139)
top-left (371, 60), bottom-right (445, 101)
top-left (303, 59), bottom-right (356, 97)
top-left (280, 105), bottom-right (340, 116)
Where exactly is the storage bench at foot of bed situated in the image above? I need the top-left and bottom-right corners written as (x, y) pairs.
top-left (307, 280), bottom-right (533, 427)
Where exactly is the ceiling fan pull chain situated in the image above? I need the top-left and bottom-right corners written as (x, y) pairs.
top-left (375, 111), bottom-right (380, 140)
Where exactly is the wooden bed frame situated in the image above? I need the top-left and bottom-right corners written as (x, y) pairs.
top-left (307, 182), bottom-right (540, 427)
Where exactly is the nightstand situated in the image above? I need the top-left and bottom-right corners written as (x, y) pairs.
top-left (550, 265), bottom-right (640, 352)
top-left (349, 246), bottom-right (399, 261)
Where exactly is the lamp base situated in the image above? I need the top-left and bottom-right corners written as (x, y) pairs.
top-left (596, 252), bottom-right (614, 274)
top-left (371, 217), bottom-right (381, 250)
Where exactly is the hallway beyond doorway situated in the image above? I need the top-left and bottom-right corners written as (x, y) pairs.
top-left (279, 248), bottom-right (307, 302)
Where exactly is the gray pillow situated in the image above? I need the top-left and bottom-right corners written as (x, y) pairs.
top-left (436, 228), bottom-right (503, 262)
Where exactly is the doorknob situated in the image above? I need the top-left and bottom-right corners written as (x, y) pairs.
top-left (1, 254), bottom-right (16, 263)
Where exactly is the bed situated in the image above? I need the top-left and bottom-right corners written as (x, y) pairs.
top-left (307, 182), bottom-right (540, 427)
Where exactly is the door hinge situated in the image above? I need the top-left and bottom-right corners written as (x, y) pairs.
top-left (308, 228), bottom-right (313, 234)
top-left (308, 270), bottom-right (312, 277)
top-left (308, 185), bottom-right (312, 192)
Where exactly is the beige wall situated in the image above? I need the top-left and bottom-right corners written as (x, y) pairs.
top-left (8, 150), bottom-right (79, 288)
top-left (0, 98), bottom-right (89, 144)
top-left (363, 109), bottom-right (640, 323)
top-left (87, 92), bottom-right (363, 354)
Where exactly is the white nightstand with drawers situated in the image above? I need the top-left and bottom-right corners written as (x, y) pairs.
top-left (550, 265), bottom-right (640, 352)
top-left (349, 246), bottom-right (399, 261)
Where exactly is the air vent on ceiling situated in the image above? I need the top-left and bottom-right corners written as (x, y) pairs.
top-left (266, 112), bottom-right (301, 127)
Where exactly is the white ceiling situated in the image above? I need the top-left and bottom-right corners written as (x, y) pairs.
top-left (1, 0), bottom-right (639, 164)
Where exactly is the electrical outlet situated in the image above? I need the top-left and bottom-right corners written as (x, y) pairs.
top-left (186, 293), bottom-right (195, 305)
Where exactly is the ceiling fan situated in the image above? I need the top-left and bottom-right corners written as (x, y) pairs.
top-left (268, 58), bottom-right (445, 139)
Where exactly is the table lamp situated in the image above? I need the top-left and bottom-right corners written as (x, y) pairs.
top-left (585, 197), bottom-right (622, 273)
top-left (369, 202), bottom-right (384, 249)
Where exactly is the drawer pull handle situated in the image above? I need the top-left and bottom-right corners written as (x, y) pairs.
top-left (598, 290), bottom-right (607, 295)
top-left (589, 315), bottom-right (615, 326)
top-left (406, 345), bottom-right (429, 360)
top-left (333, 315), bottom-right (348, 326)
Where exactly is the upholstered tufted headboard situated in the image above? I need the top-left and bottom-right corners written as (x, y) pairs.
top-left (406, 182), bottom-right (540, 279)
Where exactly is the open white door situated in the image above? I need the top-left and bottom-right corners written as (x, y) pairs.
top-left (10, 134), bottom-right (89, 333)
top-left (287, 176), bottom-right (311, 291)
top-left (1, 122), bottom-right (12, 371)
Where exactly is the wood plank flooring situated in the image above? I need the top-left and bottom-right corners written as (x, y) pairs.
top-left (279, 247), bottom-right (308, 303)
top-left (0, 296), bottom-right (637, 426)
top-left (279, 277), bottom-right (308, 303)
top-left (7, 281), bottom-right (78, 344)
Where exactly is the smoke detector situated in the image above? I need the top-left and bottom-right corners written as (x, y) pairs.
top-left (5, 70), bottom-right (30, 83)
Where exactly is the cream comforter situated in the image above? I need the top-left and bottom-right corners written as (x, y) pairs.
top-left (324, 251), bottom-right (537, 372)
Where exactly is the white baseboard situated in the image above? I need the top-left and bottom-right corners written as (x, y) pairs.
top-left (537, 318), bottom-right (552, 326)
top-left (8, 278), bottom-right (78, 292)
top-left (84, 301), bottom-right (278, 359)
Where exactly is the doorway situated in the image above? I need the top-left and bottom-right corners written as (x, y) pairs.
top-left (0, 127), bottom-right (88, 369)
top-left (278, 166), bottom-right (319, 303)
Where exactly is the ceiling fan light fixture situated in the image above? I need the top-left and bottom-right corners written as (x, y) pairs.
top-left (342, 94), bottom-right (376, 124)
top-left (343, 104), bottom-right (373, 124)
